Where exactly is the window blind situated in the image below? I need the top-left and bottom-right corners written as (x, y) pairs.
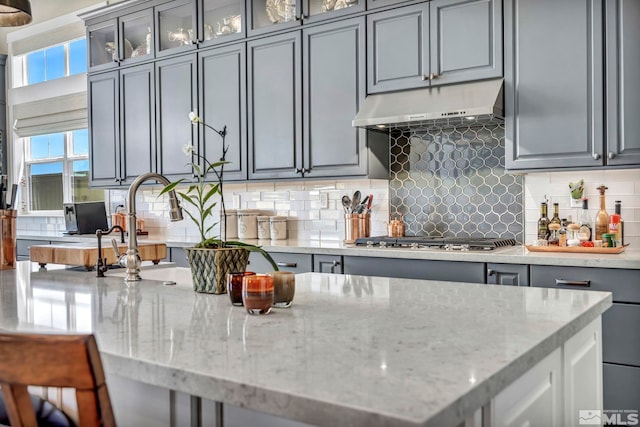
top-left (13, 92), bottom-right (87, 137)
top-left (11, 22), bottom-right (86, 56)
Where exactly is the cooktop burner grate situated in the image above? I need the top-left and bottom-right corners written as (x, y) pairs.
top-left (354, 236), bottom-right (517, 250)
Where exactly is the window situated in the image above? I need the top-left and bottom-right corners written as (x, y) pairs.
top-left (24, 129), bottom-right (103, 212)
top-left (14, 38), bottom-right (87, 88)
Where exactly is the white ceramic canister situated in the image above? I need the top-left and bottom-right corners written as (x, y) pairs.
top-left (237, 209), bottom-right (260, 239)
top-left (257, 216), bottom-right (271, 240)
top-left (222, 209), bottom-right (238, 239)
top-left (269, 216), bottom-right (287, 240)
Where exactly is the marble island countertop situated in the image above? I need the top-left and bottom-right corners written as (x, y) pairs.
top-left (18, 231), bottom-right (640, 269)
top-left (0, 262), bottom-right (612, 427)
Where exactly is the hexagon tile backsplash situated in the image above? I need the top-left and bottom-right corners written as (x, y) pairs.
top-left (389, 124), bottom-right (524, 242)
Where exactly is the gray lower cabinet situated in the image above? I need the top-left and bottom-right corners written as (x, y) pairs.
top-left (504, 0), bottom-right (605, 170)
top-left (169, 247), bottom-right (189, 268)
top-left (248, 252), bottom-right (313, 274)
top-left (156, 53), bottom-right (198, 181)
top-left (486, 263), bottom-right (529, 286)
top-left (530, 265), bottom-right (640, 411)
top-left (16, 239), bottom-right (47, 261)
top-left (248, 32), bottom-right (302, 180)
top-left (603, 363), bottom-right (640, 412)
top-left (343, 256), bottom-right (485, 283)
top-left (198, 43), bottom-right (247, 181)
top-left (606, 0), bottom-right (640, 166)
top-left (367, 0), bottom-right (502, 94)
top-left (313, 255), bottom-right (343, 274)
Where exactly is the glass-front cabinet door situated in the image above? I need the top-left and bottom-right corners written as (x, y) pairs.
top-left (119, 9), bottom-right (154, 63)
top-left (156, 0), bottom-right (197, 55)
top-left (88, 20), bottom-right (117, 71)
top-left (200, 0), bottom-right (245, 46)
top-left (248, 0), bottom-right (301, 35)
top-left (303, 0), bottom-right (363, 23)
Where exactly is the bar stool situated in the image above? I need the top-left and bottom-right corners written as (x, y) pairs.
top-left (0, 333), bottom-right (115, 427)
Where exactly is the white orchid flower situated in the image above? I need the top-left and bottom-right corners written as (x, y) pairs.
top-left (182, 143), bottom-right (195, 156)
top-left (188, 112), bottom-right (201, 124)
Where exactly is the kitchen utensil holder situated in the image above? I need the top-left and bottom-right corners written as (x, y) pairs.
top-left (0, 209), bottom-right (16, 270)
top-left (344, 213), bottom-right (370, 244)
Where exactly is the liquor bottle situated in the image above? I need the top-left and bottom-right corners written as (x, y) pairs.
top-left (594, 185), bottom-right (609, 241)
top-left (550, 203), bottom-right (561, 225)
top-left (610, 200), bottom-right (624, 246)
top-left (537, 202), bottom-right (549, 240)
top-left (578, 199), bottom-right (592, 242)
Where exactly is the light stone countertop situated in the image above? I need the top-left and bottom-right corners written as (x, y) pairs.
top-left (0, 262), bottom-right (612, 427)
top-left (17, 232), bottom-right (640, 269)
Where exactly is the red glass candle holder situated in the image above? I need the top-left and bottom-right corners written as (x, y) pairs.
top-left (242, 274), bottom-right (274, 315)
top-left (227, 271), bottom-right (256, 306)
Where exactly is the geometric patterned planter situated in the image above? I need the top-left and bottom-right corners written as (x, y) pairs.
top-left (185, 247), bottom-right (250, 294)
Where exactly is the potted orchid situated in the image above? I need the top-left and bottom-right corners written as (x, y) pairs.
top-left (159, 112), bottom-right (277, 294)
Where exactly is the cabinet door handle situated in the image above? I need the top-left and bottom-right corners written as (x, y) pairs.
top-left (277, 262), bottom-right (297, 268)
top-left (421, 75), bottom-right (429, 81)
top-left (487, 269), bottom-right (495, 276)
top-left (332, 260), bottom-right (341, 267)
top-left (294, 168), bottom-right (303, 174)
top-left (592, 153), bottom-right (601, 160)
top-left (608, 152), bottom-right (616, 160)
top-left (555, 279), bottom-right (590, 287)
top-left (429, 73), bottom-right (439, 80)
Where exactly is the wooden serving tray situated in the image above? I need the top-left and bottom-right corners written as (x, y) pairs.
top-left (525, 245), bottom-right (626, 254)
top-left (30, 242), bottom-right (167, 270)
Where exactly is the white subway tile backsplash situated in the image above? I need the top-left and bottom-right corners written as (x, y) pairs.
top-left (524, 169), bottom-right (640, 245)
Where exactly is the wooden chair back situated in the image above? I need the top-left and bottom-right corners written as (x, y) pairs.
top-left (0, 333), bottom-right (115, 427)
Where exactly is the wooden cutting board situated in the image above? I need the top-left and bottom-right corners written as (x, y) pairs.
top-left (30, 242), bottom-right (167, 270)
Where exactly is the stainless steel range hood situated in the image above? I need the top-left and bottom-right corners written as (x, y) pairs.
top-left (352, 78), bottom-right (504, 131)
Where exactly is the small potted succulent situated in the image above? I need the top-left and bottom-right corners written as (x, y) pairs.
top-left (160, 112), bottom-right (277, 294)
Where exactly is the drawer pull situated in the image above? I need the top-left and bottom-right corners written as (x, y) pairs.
top-left (277, 262), bottom-right (297, 268)
top-left (555, 279), bottom-right (590, 287)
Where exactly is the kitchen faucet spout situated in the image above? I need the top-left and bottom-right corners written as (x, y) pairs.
top-left (119, 173), bottom-right (183, 282)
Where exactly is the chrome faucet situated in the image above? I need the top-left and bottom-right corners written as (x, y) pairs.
top-left (114, 173), bottom-right (183, 282)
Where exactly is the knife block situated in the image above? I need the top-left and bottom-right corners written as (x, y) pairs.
top-left (0, 209), bottom-right (16, 270)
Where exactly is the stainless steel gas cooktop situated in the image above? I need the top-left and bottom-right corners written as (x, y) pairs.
top-left (354, 236), bottom-right (518, 251)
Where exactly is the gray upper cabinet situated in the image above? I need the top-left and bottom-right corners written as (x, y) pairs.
top-left (198, 43), bottom-right (247, 181)
top-left (367, 0), bottom-right (502, 93)
top-left (606, 0), bottom-right (640, 166)
top-left (429, 0), bottom-right (502, 86)
top-left (367, 3), bottom-right (429, 93)
top-left (89, 64), bottom-right (155, 187)
top-left (248, 19), bottom-right (388, 180)
top-left (119, 63), bottom-right (156, 185)
top-left (303, 17), bottom-right (368, 178)
top-left (504, 0), bottom-right (605, 170)
top-left (88, 71), bottom-right (119, 187)
top-left (247, 32), bottom-right (303, 179)
top-left (156, 53), bottom-right (199, 180)
top-left (86, 8), bottom-right (154, 72)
